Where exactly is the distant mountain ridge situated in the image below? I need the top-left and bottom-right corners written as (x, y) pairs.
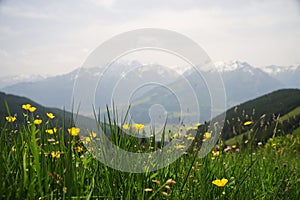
top-left (1, 60), bottom-right (300, 121)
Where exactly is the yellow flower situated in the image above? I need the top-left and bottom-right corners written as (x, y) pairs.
top-left (68, 127), bottom-right (80, 136)
top-left (22, 103), bottom-right (31, 110)
top-left (45, 128), bottom-right (57, 135)
top-left (11, 147), bottom-right (16, 153)
top-left (85, 137), bottom-right (91, 143)
top-left (51, 151), bottom-right (61, 158)
top-left (76, 146), bottom-right (84, 153)
top-left (186, 126), bottom-right (193, 131)
top-left (212, 151), bottom-right (220, 157)
top-left (232, 145), bottom-right (236, 149)
top-left (28, 106), bottom-right (37, 113)
top-left (175, 145), bottom-right (185, 149)
top-left (34, 119), bottom-right (42, 125)
top-left (272, 143), bottom-right (276, 147)
top-left (244, 140), bottom-right (249, 144)
top-left (122, 124), bottom-right (130, 130)
top-left (243, 121), bottom-right (253, 126)
top-left (202, 132), bottom-right (212, 142)
top-left (203, 132), bottom-right (212, 139)
top-left (46, 112), bottom-right (55, 119)
top-left (134, 123), bottom-right (144, 131)
top-left (89, 131), bottom-right (96, 138)
top-left (6, 116), bottom-right (16, 123)
top-left (195, 123), bottom-right (201, 127)
top-left (187, 136), bottom-right (195, 140)
top-left (212, 178), bottom-right (228, 187)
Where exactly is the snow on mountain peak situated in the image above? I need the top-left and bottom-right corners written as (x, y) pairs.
top-left (213, 60), bottom-right (253, 72)
top-left (261, 65), bottom-right (298, 75)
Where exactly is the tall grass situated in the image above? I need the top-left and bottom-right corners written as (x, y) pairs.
top-left (0, 105), bottom-right (299, 199)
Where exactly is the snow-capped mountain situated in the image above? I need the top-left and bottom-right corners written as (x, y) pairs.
top-left (262, 65), bottom-right (299, 75)
top-left (261, 65), bottom-right (300, 88)
top-left (2, 61), bottom-right (181, 111)
top-left (1, 60), bottom-right (299, 122)
top-left (213, 60), bottom-right (254, 73)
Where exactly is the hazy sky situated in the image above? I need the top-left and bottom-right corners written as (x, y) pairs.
top-left (0, 0), bottom-right (300, 77)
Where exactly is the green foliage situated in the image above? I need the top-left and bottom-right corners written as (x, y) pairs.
top-left (221, 89), bottom-right (300, 142)
top-left (1, 101), bottom-right (300, 199)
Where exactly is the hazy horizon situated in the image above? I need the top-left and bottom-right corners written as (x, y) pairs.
top-left (1, 0), bottom-right (300, 77)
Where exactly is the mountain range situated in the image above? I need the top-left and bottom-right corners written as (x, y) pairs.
top-left (1, 88), bottom-right (300, 145)
top-left (1, 60), bottom-right (299, 122)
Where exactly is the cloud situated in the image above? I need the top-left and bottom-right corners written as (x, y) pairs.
top-left (0, 0), bottom-right (299, 77)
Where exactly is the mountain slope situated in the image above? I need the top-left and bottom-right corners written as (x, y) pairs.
top-left (0, 91), bottom-right (74, 126)
top-left (212, 61), bottom-right (285, 105)
top-left (219, 89), bottom-right (300, 143)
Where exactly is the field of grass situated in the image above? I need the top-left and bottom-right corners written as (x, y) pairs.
top-left (1, 104), bottom-right (300, 199)
top-left (280, 106), bottom-right (300, 122)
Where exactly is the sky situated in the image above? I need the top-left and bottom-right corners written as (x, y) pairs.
top-left (0, 0), bottom-right (300, 77)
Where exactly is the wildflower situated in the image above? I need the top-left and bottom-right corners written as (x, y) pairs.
top-left (85, 137), bottom-right (91, 143)
top-left (166, 179), bottom-right (176, 185)
top-left (212, 178), bottom-right (228, 187)
top-left (175, 145), bottom-right (185, 149)
top-left (89, 131), bottom-right (97, 137)
top-left (171, 133), bottom-right (180, 139)
top-left (76, 146), bottom-right (84, 153)
top-left (272, 143), bottom-right (276, 147)
top-left (186, 126), bottom-right (193, 131)
top-left (235, 148), bottom-right (240, 152)
top-left (6, 116), bottom-right (16, 123)
top-left (46, 112), bottom-right (55, 119)
top-left (28, 106), bottom-right (37, 113)
top-left (11, 147), bottom-right (16, 152)
top-left (45, 128), bottom-right (57, 135)
top-left (122, 124), bottom-right (130, 130)
top-left (232, 145), bottom-right (236, 149)
top-left (144, 188), bottom-right (153, 192)
top-left (22, 103), bottom-right (32, 110)
top-left (224, 146), bottom-right (232, 152)
top-left (212, 151), bottom-right (220, 157)
top-left (243, 121), bottom-right (253, 126)
top-left (195, 123), bottom-right (201, 127)
top-left (187, 136), bottom-right (195, 140)
top-left (51, 151), bottom-right (61, 158)
top-left (203, 132), bottom-right (212, 139)
top-left (34, 119), bottom-right (42, 125)
top-left (68, 127), bottom-right (80, 136)
top-left (244, 140), bottom-right (248, 144)
top-left (134, 123), bottom-right (144, 131)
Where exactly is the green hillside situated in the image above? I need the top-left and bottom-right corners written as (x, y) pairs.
top-left (0, 91), bottom-right (74, 126)
top-left (220, 89), bottom-right (300, 144)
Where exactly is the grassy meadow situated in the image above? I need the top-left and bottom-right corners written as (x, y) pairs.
top-left (1, 103), bottom-right (300, 199)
